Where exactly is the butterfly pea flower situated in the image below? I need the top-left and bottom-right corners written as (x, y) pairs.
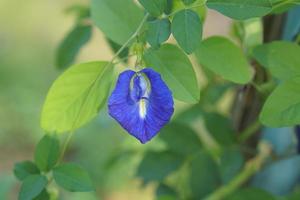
top-left (108, 68), bottom-right (174, 143)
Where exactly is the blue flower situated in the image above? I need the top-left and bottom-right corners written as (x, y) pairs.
top-left (108, 68), bottom-right (174, 143)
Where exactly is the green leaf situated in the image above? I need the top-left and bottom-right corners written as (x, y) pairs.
top-left (53, 163), bottom-right (94, 192)
top-left (138, 0), bottom-right (167, 17)
top-left (159, 123), bottom-right (202, 155)
top-left (195, 36), bottom-right (253, 84)
top-left (219, 148), bottom-right (244, 184)
top-left (91, 0), bottom-right (143, 45)
top-left (260, 77), bottom-right (300, 127)
top-left (41, 61), bottom-right (113, 133)
top-left (164, 0), bottom-right (173, 14)
top-left (14, 161), bottom-right (40, 181)
top-left (204, 112), bottom-right (236, 146)
top-left (19, 175), bottom-right (47, 200)
top-left (64, 4), bottom-right (90, 20)
top-left (144, 44), bottom-right (200, 103)
top-left (156, 184), bottom-right (177, 200)
top-left (252, 41), bottom-right (300, 80)
top-left (182, 0), bottom-right (196, 5)
top-left (190, 151), bottom-right (221, 199)
top-left (171, 9), bottom-right (202, 54)
top-left (137, 151), bottom-right (183, 183)
top-left (146, 19), bottom-right (171, 48)
top-left (270, 0), bottom-right (300, 14)
top-left (33, 190), bottom-right (50, 200)
top-left (56, 24), bottom-right (92, 69)
top-left (225, 188), bottom-right (275, 200)
top-left (206, 0), bottom-right (272, 20)
top-left (34, 135), bottom-right (60, 172)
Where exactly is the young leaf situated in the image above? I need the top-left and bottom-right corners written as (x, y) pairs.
top-left (138, 0), bottom-right (167, 17)
top-left (206, 0), bottom-right (272, 20)
top-left (144, 44), bottom-right (200, 103)
top-left (146, 19), bottom-right (171, 48)
top-left (34, 135), bottom-right (60, 172)
top-left (56, 24), bottom-right (92, 69)
top-left (171, 9), bottom-right (202, 54)
top-left (137, 151), bottom-right (183, 183)
top-left (19, 175), bottom-right (47, 200)
top-left (14, 161), bottom-right (40, 181)
top-left (53, 163), bottom-right (94, 192)
top-left (41, 61), bottom-right (113, 133)
top-left (260, 77), bottom-right (300, 127)
top-left (91, 0), bottom-right (143, 45)
top-left (195, 36), bottom-right (253, 84)
top-left (252, 41), bottom-right (300, 80)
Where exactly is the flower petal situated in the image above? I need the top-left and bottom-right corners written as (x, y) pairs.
top-left (108, 68), bottom-right (174, 143)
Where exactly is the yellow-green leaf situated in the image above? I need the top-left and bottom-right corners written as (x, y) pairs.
top-left (41, 61), bottom-right (113, 133)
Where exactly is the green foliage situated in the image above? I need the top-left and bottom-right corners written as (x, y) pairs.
top-left (19, 175), bottom-right (48, 200)
top-left (219, 148), bottom-right (244, 184)
top-left (171, 9), bottom-right (202, 54)
top-left (138, 0), bottom-right (167, 17)
top-left (56, 24), bottom-right (92, 69)
top-left (144, 44), bottom-right (200, 103)
top-left (181, 0), bottom-right (196, 5)
top-left (91, 0), bottom-right (143, 45)
top-left (260, 77), bottom-right (300, 127)
top-left (232, 18), bottom-right (263, 52)
top-left (159, 123), bottom-right (202, 155)
top-left (146, 19), bottom-right (171, 48)
top-left (14, 161), bottom-right (40, 181)
top-left (225, 188), bottom-right (276, 200)
top-left (204, 112), bottom-right (236, 146)
top-left (137, 151), bottom-right (183, 183)
top-left (34, 135), bottom-right (60, 172)
top-left (206, 0), bottom-right (272, 20)
top-left (156, 184), bottom-right (177, 200)
top-left (195, 36), bottom-right (253, 84)
top-left (252, 41), bottom-right (300, 80)
top-left (270, 0), bottom-right (300, 14)
top-left (190, 151), bottom-right (221, 199)
top-left (41, 61), bottom-right (113, 133)
top-left (53, 163), bottom-right (94, 192)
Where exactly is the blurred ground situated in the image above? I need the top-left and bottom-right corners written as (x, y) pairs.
top-left (0, 0), bottom-right (231, 199)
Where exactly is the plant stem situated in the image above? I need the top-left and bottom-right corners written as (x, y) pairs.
top-left (204, 141), bottom-right (272, 200)
top-left (238, 119), bottom-right (262, 143)
top-left (57, 13), bottom-right (149, 163)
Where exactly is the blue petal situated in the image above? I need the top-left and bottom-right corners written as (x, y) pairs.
top-left (108, 68), bottom-right (174, 143)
